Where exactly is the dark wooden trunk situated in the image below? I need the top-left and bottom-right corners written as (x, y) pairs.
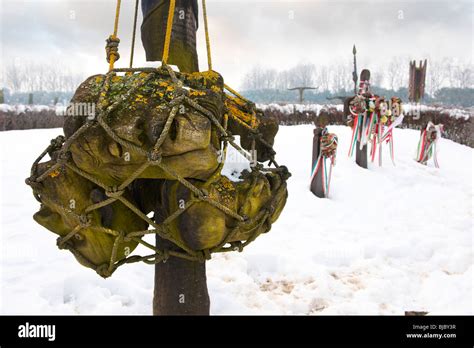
top-left (141, 0), bottom-right (209, 316)
top-left (355, 140), bottom-right (368, 169)
top-left (310, 127), bottom-right (325, 198)
top-left (141, 0), bottom-right (199, 73)
top-left (153, 237), bottom-right (210, 315)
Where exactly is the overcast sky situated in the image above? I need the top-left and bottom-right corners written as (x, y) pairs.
top-left (1, 0), bottom-right (472, 89)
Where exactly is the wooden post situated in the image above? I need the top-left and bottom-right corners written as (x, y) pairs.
top-left (355, 140), bottom-right (368, 169)
top-left (28, 93), bottom-right (34, 105)
top-left (0, 88), bottom-right (4, 104)
top-left (354, 69), bottom-right (371, 169)
top-left (153, 236), bottom-right (210, 315)
top-left (310, 127), bottom-right (325, 198)
top-left (142, 1), bottom-right (210, 316)
top-left (288, 87), bottom-right (317, 104)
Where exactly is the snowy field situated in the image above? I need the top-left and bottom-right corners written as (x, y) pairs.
top-left (0, 125), bottom-right (472, 315)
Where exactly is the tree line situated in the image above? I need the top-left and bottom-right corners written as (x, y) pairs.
top-left (2, 60), bottom-right (85, 94)
top-left (240, 57), bottom-right (473, 96)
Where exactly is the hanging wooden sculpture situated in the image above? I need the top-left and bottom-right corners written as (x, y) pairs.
top-left (25, 0), bottom-right (290, 278)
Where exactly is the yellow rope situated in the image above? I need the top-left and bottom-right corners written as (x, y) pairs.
top-left (109, 0), bottom-right (122, 71)
top-left (202, 0), bottom-right (212, 71)
top-left (225, 83), bottom-right (249, 103)
top-left (162, 0), bottom-right (176, 65)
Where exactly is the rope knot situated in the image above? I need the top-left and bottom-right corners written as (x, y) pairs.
top-left (161, 249), bottom-right (170, 263)
top-left (173, 88), bottom-right (188, 99)
top-left (56, 237), bottom-right (72, 250)
top-left (249, 131), bottom-right (261, 139)
top-left (50, 136), bottom-right (65, 149)
top-left (199, 189), bottom-right (209, 200)
top-left (252, 163), bottom-right (264, 172)
top-left (147, 150), bottom-right (162, 164)
top-left (220, 135), bottom-right (235, 143)
top-left (106, 35), bottom-right (120, 63)
top-left (197, 249), bottom-right (212, 262)
top-left (265, 205), bottom-right (276, 215)
top-left (277, 166), bottom-right (291, 180)
top-left (79, 214), bottom-right (92, 228)
top-left (96, 264), bottom-right (113, 278)
top-left (25, 177), bottom-right (37, 187)
top-left (56, 151), bottom-right (71, 165)
top-left (231, 242), bottom-right (244, 252)
top-left (105, 186), bottom-right (124, 199)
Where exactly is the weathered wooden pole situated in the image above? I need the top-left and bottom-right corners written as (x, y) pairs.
top-left (408, 59), bottom-right (427, 103)
top-left (310, 127), bottom-right (325, 198)
top-left (355, 140), bottom-right (368, 168)
top-left (153, 237), bottom-right (210, 315)
top-left (352, 44), bottom-right (358, 95)
top-left (140, 0), bottom-right (210, 315)
top-left (355, 69), bottom-right (371, 169)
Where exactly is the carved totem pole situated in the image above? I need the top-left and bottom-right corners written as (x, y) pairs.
top-left (408, 59), bottom-right (427, 103)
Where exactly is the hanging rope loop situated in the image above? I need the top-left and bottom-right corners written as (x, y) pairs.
top-left (162, 0), bottom-right (176, 65)
top-left (106, 36), bottom-right (121, 63)
top-left (106, 0), bottom-right (122, 71)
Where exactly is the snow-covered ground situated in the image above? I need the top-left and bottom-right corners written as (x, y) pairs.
top-left (0, 125), bottom-right (472, 315)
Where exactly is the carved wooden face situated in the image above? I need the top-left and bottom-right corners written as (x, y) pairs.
top-left (160, 170), bottom-right (288, 251)
top-left (64, 73), bottom-right (225, 186)
top-left (29, 70), bottom-right (289, 276)
top-left (32, 161), bottom-right (146, 271)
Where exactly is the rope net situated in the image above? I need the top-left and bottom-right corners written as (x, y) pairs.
top-left (26, 65), bottom-right (289, 278)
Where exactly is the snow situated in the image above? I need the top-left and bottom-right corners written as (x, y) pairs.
top-left (0, 125), bottom-right (472, 315)
top-left (0, 104), bottom-right (55, 114)
top-left (257, 103), bottom-right (343, 115)
top-left (221, 136), bottom-right (253, 182)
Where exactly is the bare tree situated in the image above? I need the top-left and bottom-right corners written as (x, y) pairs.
top-left (4, 60), bottom-right (85, 93)
top-left (329, 62), bottom-right (347, 92)
top-left (454, 63), bottom-right (473, 89)
top-left (4, 62), bottom-right (23, 92)
top-left (444, 57), bottom-right (459, 88)
top-left (288, 63), bottom-right (316, 88)
top-left (240, 57), bottom-right (473, 94)
top-left (317, 66), bottom-right (330, 92)
top-left (426, 58), bottom-right (445, 96)
top-left (371, 66), bottom-right (384, 87)
top-left (387, 56), bottom-right (404, 91)
top-left (242, 65), bottom-right (264, 90)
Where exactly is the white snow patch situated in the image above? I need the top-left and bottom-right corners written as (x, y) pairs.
top-left (0, 125), bottom-right (472, 315)
top-left (0, 104), bottom-right (56, 114)
top-left (221, 143), bottom-right (252, 182)
top-left (257, 103), bottom-right (343, 115)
